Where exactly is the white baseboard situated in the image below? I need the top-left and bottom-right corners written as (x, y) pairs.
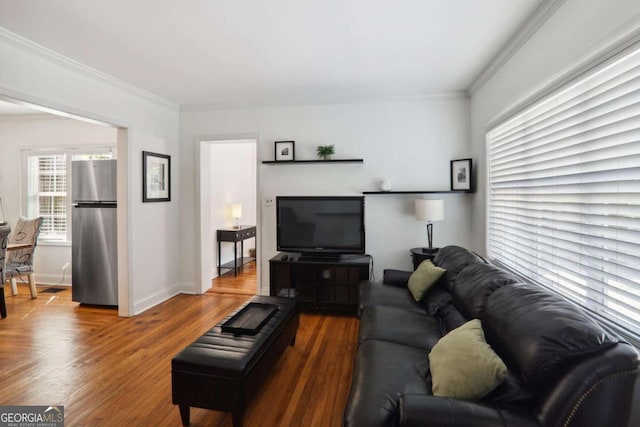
top-left (177, 280), bottom-right (198, 294)
top-left (34, 273), bottom-right (71, 287)
top-left (28, 277), bottom-right (203, 315)
top-left (132, 283), bottom-right (184, 315)
top-left (132, 281), bottom-right (201, 315)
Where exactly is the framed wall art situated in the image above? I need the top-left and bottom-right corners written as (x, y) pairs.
top-left (274, 141), bottom-right (295, 162)
top-left (143, 151), bottom-right (171, 202)
top-left (450, 158), bottom-right (472, 192)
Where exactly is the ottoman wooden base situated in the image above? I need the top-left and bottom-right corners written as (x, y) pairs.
top-left (171, 296), bottom-right (299, 426)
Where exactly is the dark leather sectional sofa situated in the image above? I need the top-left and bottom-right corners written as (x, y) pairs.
top-left (344, 246), bottom-right (639, 427)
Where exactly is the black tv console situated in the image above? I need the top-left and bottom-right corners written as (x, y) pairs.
top-left (269, 253), bottom-right (370, 313)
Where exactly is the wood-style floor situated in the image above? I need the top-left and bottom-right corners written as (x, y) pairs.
top-left (0, 283), bottom-right (359, 426)
top-left (209, 261), bottom-right (257, 295)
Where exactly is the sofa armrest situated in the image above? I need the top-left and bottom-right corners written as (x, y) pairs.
top-left (398, 394), bottom-right (540, 427)
top-left (382, 269), bottom-right (412, 287)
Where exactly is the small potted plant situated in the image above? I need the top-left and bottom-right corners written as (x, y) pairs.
top-left (316, 145), bottom-right (335, 160)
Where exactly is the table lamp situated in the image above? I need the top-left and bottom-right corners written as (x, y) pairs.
top-left (415, 199), bottom-right (444, 253)
top-left (231, 204), bottom-right (242, 228)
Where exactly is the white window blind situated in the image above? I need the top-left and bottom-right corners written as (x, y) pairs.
top-left (27, 154), bottom-right (67, 240)
top-left (487, 44), bottom-right (640, 346)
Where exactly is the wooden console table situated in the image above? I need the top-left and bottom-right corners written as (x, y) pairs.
top-left (217, 226), bottom-right (256, 277)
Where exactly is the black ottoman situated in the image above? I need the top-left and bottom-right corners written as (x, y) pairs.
top-left (171, 296), bottom-right (299, 427)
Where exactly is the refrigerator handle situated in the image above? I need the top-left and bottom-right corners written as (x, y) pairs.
top-left (73, 202), bottom-right (117, 208)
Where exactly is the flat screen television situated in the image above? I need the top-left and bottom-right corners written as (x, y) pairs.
top-left (276, 196), bottom-right (365, 257)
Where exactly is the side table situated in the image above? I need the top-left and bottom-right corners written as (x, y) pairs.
top-left (217, 225), bottom-right (256, 277)
top-left (410, 247), bottom-right (438, 270)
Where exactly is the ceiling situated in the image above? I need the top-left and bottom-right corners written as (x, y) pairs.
top-left (0, 0), bottom-right (543, 108)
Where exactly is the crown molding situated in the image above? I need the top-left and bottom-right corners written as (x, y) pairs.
top-left (180, 91), bottom-right (469, 112)
top-left (0, 112), bottom-right (53, 121)
top-left (0, 27), bottom-right (179, 111)
top-left (468, 0), bottom-right (568, 96)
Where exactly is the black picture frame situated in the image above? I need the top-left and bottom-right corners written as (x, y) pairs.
top-left (450, 158), bottom-right (472, 192)
top-left (143, 151), bottom-right (171, 202)
top-left (274, 141), bottom-right (295, 162)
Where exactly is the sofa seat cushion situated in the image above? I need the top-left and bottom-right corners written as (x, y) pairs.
top-left (359, 305), bottom-right (442, 350)
top-left (433, 245), bottom-right (486, 291)
top-left (359, 281), bottom-right (427, 315)
top-left (483, 283), bottom-right (619, 388)
top-left (452, 262), bottom-right (520, 319)
top-left (344, 340), bottom-right (431, 427)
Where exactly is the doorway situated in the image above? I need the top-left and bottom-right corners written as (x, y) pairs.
top-left (0, 96), bottom-right (131, 317)
top-left (198, 137), bottom-right (259, 296)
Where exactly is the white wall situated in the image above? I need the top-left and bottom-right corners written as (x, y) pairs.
top-left (469, 0), bottom-right (640, 254)
top-left (0, 114), bottom-right (117, 285)
top-left (180, 96), bottom-right (473, 293)
top-left (0, 30), bottom-right (181, 315)
top-left (210, 141), bottom-right (257, 271)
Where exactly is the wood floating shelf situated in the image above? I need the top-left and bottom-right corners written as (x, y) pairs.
top-left (362, 190), bottom-right (474, 194)
top-left (262, 159), bottom-right (364, 164)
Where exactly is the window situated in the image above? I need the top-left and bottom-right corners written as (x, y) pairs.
top-left (25, 149), bottom-right (114, 243)
top-left (487, 44), bottom-right (640, 346)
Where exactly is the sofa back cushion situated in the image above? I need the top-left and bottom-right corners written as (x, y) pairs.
top-left (438, 302), bottom-right (467, 334)
top-left (422, 286), bottom-right (452, 316)
top-left (483, 283), bottom-right (618, 388)
top-left (432, 246), bottom-right (485, 292)
top-left (452, 263), bottom-right (520, 319)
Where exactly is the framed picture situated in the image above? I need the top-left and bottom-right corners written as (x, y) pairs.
top-left (450, 158), bottom-right (472, 192)
top-left (274, 141), bottom-right (295, 161)
top-left (143, 151), bottom-right (171, 202)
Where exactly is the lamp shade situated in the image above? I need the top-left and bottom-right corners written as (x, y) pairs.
top-left (231, 204), bottom-right (242, 219)
top-left (415, 199), bottom-right (444, 222)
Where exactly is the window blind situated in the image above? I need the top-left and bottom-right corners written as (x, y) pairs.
top-left (27, 154), bottom-right (67, 240)
top-left (487, 45), bottom-right (640, 346)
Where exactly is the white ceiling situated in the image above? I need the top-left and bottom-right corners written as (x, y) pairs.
top-left (0, 0), bottom-right (543, 108)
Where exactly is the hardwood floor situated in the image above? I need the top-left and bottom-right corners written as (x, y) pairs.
top-left (209, 261), bottom-right (257, 295)
top-left (0, 283), bottom-right (359, 426)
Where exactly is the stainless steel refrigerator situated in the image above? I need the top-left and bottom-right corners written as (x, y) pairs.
top-left (71, 159), bottom-right (118, 306)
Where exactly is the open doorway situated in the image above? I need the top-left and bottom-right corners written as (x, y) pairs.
top-left (0, 96), bottom-right (131, 317)
top-left (198, 137), bottom-right (259, 296)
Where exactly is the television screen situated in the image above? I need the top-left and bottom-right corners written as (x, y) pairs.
top-left (276, 196), bottom-right (365, 255)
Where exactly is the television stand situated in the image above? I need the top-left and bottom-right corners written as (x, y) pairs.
top-left (269, 253), bottom-right (370, 314)
top-left (298, 253), bottom-right (341, 262)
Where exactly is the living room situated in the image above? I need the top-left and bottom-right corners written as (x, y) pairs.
top-left (0, 0), bottom-right (639, 426)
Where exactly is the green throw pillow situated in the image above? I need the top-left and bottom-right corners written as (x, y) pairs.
top-left (407, 260), bottom-right (446, 302)
top-left (429, 319), bottom-right (507, 399)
